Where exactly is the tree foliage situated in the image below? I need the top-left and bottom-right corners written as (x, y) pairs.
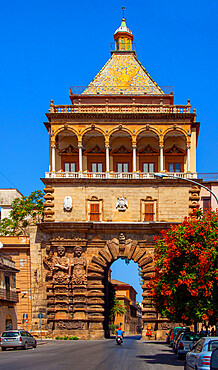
top-left (0, 190), bottom-right (44, 236)
top-left (148, 209), bottom-right (218, 327)
top-left (110, 296), bottom-right (127, 323)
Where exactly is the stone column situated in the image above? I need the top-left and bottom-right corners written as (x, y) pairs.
top-left (132, 145), bottom-right (137, 172)
top-left (51, 145), bottom-right (56, 172)
top-left (187, 145), bottom-right (191, 172)
top-left (159, 145), bottom-right (164, 172)
top-left (106, 145), bottom-right (110, 172)
top-left (78, 143), bottom-right (83, 172)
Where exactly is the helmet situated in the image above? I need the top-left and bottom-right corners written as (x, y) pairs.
top-left (118, 327), bottom-right (121, 330)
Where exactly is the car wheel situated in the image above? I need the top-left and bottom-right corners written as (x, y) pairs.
top-left (23, 342), bottom-right (28, 350)
top-left (33, 341), bottom-right (37, 348)
top-left (1, 347), bottom-right (6, 351)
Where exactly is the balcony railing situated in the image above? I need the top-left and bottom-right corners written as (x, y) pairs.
top-left (45, 172), bottom-right (198, 180)
top-left (49, 102), bottom-right (191, 114)
top-left (0, 288), bottom-right (18, 302)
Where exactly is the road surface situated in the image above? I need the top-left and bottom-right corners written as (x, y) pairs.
top-left (0, 336), bottom-right (185, 370)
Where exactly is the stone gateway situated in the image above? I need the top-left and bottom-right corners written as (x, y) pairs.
top-left (28, 11), bottom-right (200, 340)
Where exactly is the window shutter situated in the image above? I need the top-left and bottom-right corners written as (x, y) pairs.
top-left (144, 203), bottom-right (154, 221)
top-left (90, 203), bottom-right (100, 221)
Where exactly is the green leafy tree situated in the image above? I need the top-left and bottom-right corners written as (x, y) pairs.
top-left (110, 296), bottom-right (127, 323)
top-left (148, 209), bottom-right (218, 329)
top-left (0, 190), bottom-right (44, 236)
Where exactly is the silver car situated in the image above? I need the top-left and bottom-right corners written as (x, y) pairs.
top-left (1, 330), bottom-right (37, 350)
top-left (185, 337), bottom-right (218, 370)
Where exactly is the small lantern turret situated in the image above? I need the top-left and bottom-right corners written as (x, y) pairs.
top-left (114, 7), bottom-right (133, 51)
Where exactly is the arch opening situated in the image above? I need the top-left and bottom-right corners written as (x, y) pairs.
top-left (103, 258), bottom-right (143, 338)
top-left (87, 236), bottom-right (155, 339)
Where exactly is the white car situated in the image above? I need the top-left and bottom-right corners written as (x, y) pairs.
top-left (1, 330), bottom-right (37, 351)
top-left (185, 337), bottom-right (218, 370)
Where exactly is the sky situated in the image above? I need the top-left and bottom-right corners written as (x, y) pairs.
top-left (0, 0), bottom-right (217, 301)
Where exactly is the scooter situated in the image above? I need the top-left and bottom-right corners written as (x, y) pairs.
top-left (116, 335), bottom-right (123, 345)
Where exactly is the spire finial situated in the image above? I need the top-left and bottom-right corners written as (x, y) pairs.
top-left (122, 6), bottom-right (125, 19)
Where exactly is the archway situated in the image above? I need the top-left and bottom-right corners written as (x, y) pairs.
top-left (104, 258), bottom-right (143, 337)
top-left (5, 314), bottom-right (12, 330)
top-left (87, 234), bottom-right (155, 339)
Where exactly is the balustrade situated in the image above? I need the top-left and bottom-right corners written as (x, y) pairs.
top-left (45, 171), bottom-right (198, 180)
top-left (0, 288), bottom-right (18, 302)
top-left (49, 103), bottom-right (192, 115)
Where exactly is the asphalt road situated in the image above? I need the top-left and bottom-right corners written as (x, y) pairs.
top-left (0, 336), bottom-right (185, 370)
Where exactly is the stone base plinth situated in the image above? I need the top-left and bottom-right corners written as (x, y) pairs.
top-left (89, 330), bottom-right (105, 340)
top-left (51, 330), bottom-right (90, 340)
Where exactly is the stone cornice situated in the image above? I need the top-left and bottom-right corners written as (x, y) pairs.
top-left (41, 177), bottom-right (199, 186)
top-left (38, 221), bottom-right (176, 233)
top-left (46, 112), bottom-right (195, 122)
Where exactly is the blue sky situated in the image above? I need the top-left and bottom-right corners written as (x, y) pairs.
top-left (0, 0), bottom-right (217, 301)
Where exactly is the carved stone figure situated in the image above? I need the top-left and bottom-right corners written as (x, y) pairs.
top-left (71, 246), bottom-right (87, 285)
top-left (64, 196), bottom-right (72, 212)
top-left (116, 196), bottom-right (128, 211)
top-left (118, 232), bottom-right (126, 244)
top-left (52, 246), bottom-right (70, 284)
top-left (43, 245), bottom-right (54, 278)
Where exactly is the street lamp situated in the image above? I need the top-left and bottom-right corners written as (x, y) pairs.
top-left (154, 173), bottom-right (218, 205)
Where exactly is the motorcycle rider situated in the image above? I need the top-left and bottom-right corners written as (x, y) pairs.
top-left (116, 327), bottom-right (124, 343)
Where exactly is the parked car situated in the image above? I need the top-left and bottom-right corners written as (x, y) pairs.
top-left (170, 326), bottom-right (182, 347)
top-left (176, 331), bottom-right (200, 360)
top-left (173, 328), bottom-right (190, 352)
top-left (0, 330), bottom-right (37, 351)
top-left (210, 347), bottom-right (218, 370)
top-left (185, 337), bottom-right (218, 370)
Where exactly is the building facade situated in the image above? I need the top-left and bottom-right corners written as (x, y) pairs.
top-left (4, 14), bottom-right (201, 339)
top-left (0, 253), bottom-right (19, 334)
top-left (0, 189), bottom-right (23, 221)
top-left (111, 279), bottom-right (142, 334)
top-left (0, 237), bottom-right (31, 332)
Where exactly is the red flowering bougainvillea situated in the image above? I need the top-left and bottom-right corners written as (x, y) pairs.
top-left (148, 209), bottom-right (218, 327)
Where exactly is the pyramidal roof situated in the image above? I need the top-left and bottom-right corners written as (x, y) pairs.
top-left (83, 11), bottom-right (163, 95)
top-left (83, 53), bottom-right (163, 95)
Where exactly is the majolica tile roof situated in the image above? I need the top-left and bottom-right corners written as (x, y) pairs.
top-left (83, 53), bottom-right (163, 95)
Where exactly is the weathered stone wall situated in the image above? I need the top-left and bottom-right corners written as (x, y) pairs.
top-left (45, 180), bottom-right (191, 223)
top-left (28, 223), bottom-right (171, 339)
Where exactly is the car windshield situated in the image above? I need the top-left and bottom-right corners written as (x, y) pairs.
top-left (208, 341), bottom-right (218, 351)
top-left (183, 333), bottom-right (199, 341)
top-left (2, 331), bottom-right (20, 337)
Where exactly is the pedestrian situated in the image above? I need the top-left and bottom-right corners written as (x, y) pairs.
top-left (146, 329), bottom-right (152, 340)
top-left (211, 327), bottom-right (215, 336)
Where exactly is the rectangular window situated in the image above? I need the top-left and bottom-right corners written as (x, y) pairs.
top-left (203, 198), bottom-right (211, 213)
top-left (169, 163), bottom-right (181, 173)
top-left (90, 203), bottom-right (100, 221)
top-left (144, 203), bottom-right (154, 221)
top-left (64, 162), bottom-right (76, 172)
top-left (117, 163), bottom-right (129, 172)
top-left (91, 163), bottom-right (103, 173)
top-left (143, 163), bottom-right (155, 173)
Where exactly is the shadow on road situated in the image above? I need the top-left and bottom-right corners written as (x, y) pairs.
top-left (137, 352), bottom-right (185, 367)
